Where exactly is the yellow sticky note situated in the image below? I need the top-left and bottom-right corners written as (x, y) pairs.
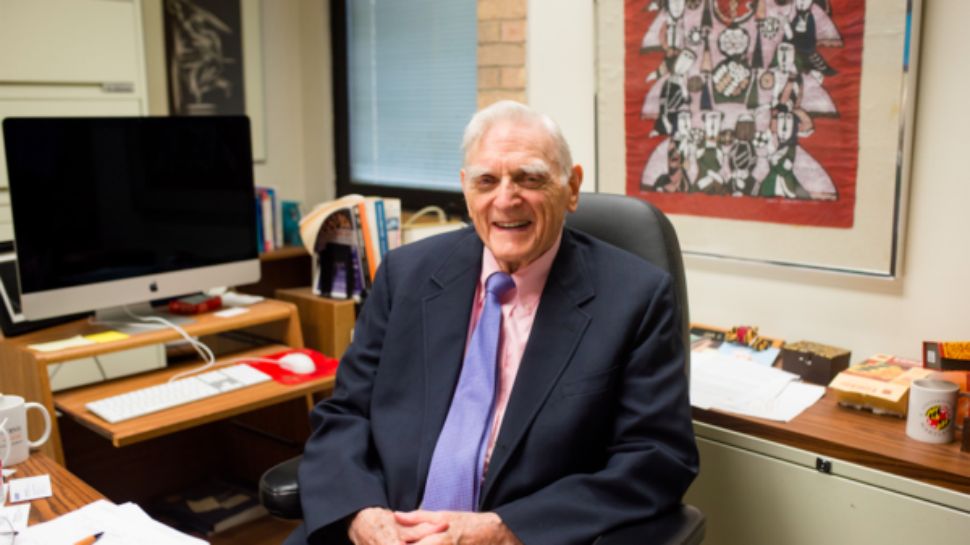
top-left (83, 330), bottom-right (130, 343)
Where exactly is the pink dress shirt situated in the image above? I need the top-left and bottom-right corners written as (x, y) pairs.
top-left (466, 232), bottom-right (562, 474)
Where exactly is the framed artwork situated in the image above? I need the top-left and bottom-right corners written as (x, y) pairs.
top-left (624, 0), bottom-right (921, 275)
top-left (162, 0), bottom-right (265, 161)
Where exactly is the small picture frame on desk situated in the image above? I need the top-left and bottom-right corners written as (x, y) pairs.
top-left (0, 249), bottom-right (87, 337)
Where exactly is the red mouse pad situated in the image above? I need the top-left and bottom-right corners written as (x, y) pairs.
top-left (246, 348), bottom-right (339, 385)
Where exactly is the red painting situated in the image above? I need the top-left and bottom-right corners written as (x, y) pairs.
top-left (626, 0), bottom-right (864, 227)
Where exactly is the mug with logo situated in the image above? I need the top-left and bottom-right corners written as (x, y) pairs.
top-left (0, 395), bottom-right (52, 466)
top-left (906, 379), bottom-right (959, 444)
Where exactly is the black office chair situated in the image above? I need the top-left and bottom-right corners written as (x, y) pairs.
top-left (259, 193), bottom-right (705, 545)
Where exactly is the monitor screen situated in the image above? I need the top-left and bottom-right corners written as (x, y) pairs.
top-left (3, 116), bottom-right (260, 320)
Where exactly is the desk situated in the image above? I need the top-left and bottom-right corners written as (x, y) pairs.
top-left (688, 393), bottom-right (970, 544)
top-left (0, 300), bottom-right (307, 462)
top-left (0, 300), bottom-right (334, 514)
top-left (9, 453), bottom-right (300, 544)
top-left (8, 453), bottom-right (104, 525)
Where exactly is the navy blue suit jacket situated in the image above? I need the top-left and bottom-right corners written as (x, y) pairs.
top-left (293, 227), bottom-right (698, 545)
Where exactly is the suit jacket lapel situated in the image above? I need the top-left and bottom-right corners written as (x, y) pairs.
top-left (415, 230), bottom-right (483, 505)
top-left (480, 229), bottom-right (594, 505)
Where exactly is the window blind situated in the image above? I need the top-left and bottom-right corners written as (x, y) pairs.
top-left (346, 0), bottom-right (477, 192)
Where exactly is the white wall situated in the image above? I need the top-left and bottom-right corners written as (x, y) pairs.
top-left (592, 0), bottom-right (970, 360)
top-left (527, 0), bottom-right (597, 192)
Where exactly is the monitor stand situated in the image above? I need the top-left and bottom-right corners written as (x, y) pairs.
top-left (94, 302), bottom-right (194, 335)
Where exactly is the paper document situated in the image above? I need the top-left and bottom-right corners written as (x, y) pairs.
top-left (215, 307), bottom-right (249, 318)
top-left (0, 503), bottom-right (30, 530)
top-left (717, 343), bottom-right (780, 367)
top-left (28, 335), bottom-right (94, 352)
top-left (7, 475), bottom-right (52, 502)
top-left (220, 292), bottom-right (264, 306)
top-left (690, 349), bottom-right (824, 421)
top-left (16, 500), bottom-right (206, 545)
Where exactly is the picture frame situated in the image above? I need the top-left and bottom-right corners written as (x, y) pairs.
top-left (157, 0), bottom-right (265, 162)
top-left (614, 0), bottom-right (921, 276)
top-left (0, 249), bottom-right (88, 337)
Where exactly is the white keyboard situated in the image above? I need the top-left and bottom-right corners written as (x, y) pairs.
top-left (86, 364), bottom-right (273, 424)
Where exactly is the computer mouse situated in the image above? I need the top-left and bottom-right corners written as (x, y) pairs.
top-left (278, 352), bottom-right (317, 375)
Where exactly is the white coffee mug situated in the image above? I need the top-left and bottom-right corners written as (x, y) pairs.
top-left (0, 395), bottom-right (52, 465)
top-left (906, 379), bottom-right (959, 444)
top-left (0, 417), bottom-right (9, 468)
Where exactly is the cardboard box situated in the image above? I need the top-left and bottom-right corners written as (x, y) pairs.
top-left (829, 354), bottom-right (934, 417)
top-left (923, 341), bottom-right (970, 371)
top-left (781, 341), bottom-right (851, 385)
top-left (276, 287), bottom-right (356, 358)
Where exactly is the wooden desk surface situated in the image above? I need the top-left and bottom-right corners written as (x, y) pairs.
top-left (5, 453), bottom-right (104, 525)
top-left (694, 391), bottom-right (970, 495)
top-left (55, 344), bottom-right (336, 447)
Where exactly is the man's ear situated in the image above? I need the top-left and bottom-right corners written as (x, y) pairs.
top-left (566, 165), bottom-right (583, 212)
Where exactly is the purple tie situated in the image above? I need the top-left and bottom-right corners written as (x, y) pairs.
top-left (422, 271), bottom-right (515, 511)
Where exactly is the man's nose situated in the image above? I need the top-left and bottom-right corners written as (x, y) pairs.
top-left (494, 177), bottom-right (521, 206)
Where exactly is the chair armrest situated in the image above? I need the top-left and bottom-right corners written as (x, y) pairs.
top-left (593, 505), bottom-right (706, 545)
top-left (259, 455), bottom-right (304, 519)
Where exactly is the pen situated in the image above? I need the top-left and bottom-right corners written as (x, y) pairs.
top-left (71, 531), bottom-right (104, 545)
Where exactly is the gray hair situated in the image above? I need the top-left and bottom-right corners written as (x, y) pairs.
top-left (461, 100), bottom-right (574, 183)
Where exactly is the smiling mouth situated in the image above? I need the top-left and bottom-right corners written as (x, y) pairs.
top-left (494, 220), bottom-right (531, 229)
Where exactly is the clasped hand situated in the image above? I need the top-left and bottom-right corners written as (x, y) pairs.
top-left (348, 507), bottom-right (522, 545)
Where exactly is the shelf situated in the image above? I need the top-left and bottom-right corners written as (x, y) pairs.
top-left (6, 300), bottom-right (302, 364)
top-left (259, 245), bottom-right (308, 262)
top-left (55, 344), bottom-right (335, 447)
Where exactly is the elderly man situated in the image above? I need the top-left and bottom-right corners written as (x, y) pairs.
top-left (289, 101), bottom-right (698, 545)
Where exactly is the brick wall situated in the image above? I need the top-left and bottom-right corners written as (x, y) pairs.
top-left (477, 0), bottom-right (527, 108)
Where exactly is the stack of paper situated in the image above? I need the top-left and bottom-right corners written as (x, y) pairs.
top-left (690, 350), bottom-right (826, 422)
top-left (16, 500), bottom-right (205, 545)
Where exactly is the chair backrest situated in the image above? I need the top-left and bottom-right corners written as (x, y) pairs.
top-left (565, 193), bottom-right (690, 371)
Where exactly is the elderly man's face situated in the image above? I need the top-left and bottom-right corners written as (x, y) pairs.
top-left (462, 120), bottom-right (581, 273)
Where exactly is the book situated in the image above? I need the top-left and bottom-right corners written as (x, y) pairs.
top-left (300, 194), bottom-right (366, 297)
top-left (356, 197), bottom-right (382, 281)
top-left (255, 186), bottom-right (274, 252)
top-left (383, 197), bottom-right (402, 250)
top-left (254, 192), bottom-right (264, 253)
top-left (152, 480), bottom-right (268, 537)
top-left (375, 198), bottom-right (389, 258)
top-left (282, 200), bottom-right (303, 246)
top-left (828, 354), bottom-right (935, 416)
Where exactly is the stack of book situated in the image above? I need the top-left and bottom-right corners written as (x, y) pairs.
top-left (254, 185), bottom-right (303, 253)
top-left (828, 354), bottom-right (935, 416)
top-left (299, 195), bottom-right (402, 301)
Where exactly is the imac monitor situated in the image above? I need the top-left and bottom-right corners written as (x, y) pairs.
top-left (3, 116), bottom-right (260, 321)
